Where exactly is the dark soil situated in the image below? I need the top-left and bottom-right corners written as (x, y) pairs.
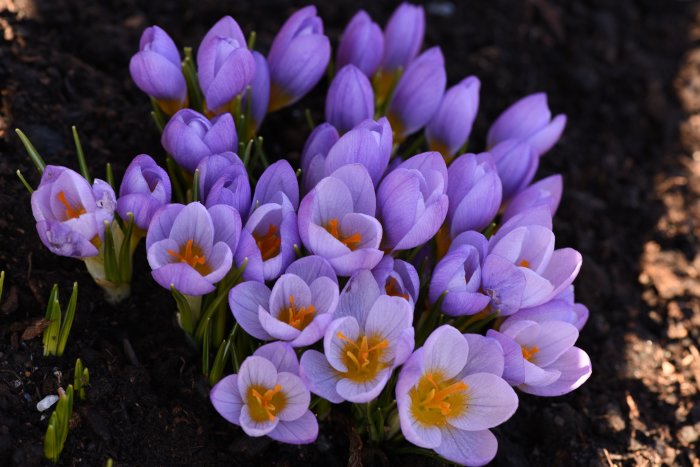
top-left (1, 0), bottom-right (700, 465)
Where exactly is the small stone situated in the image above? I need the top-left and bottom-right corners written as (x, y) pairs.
top-left (678, 425), bottom-right (699, 445)
top-left (36, 395), bottom-right (59, 412)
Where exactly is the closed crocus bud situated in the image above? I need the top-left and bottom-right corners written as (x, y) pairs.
top-left (387, 47), bottom-right (446, 140)
top-left (336, 10), bottom-right (384, 77)
top-left (325, 65), bottom-right (374, 134)
top-left (117, 155), bottom-right (171, 230)
top-left (197, 16), bottom-right (256, 113)
top-left (425, 76), bottom-right (480, 158)
top-left (161, 109), bottom-right (237, 173)
top-left (502, 174), bottom-right (563, 223)
top-left (32, 166), bottom-right (116, 258)
top-left (377, 152), bottom-right (448, 251)
top-left (129, 26), bottom-right (187, 115)
top-left (447, 153), bottom-right (503, 237)
top-left (197, 153), bottom-right (251, 215)
top-left (487, 92), bottom-right (567, 156)
top-left (268, 6), bottom-right (331, 112)
top-left (301, 123), bottom-right (339, 193)
top-left (382, 3), bottom-right (425, 73)
top-left (245, 51), bottom-right (270, 137)
top-left (491, 139), bottom-right (538, 200)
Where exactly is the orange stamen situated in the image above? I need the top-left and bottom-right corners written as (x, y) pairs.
top-left (518, 259), bottom-right (530, 268)
top-left (521, 345), bottom-right (539, 362)
top-left (167, 239), bottom-right (208, 272)
top-left (324, 219), bottom-right (362, 250)
top-left (56, 191), bottom-right (86, 219)
top-left (250, 385), bottom-right (283, 422)
top-left (337, 331), bottom-right (389, 370)
top-left (254, 224), bottom-right (281, 260)
top-left (385, 277), bottom-right (409, 300)
top-left (280, 295), bottom-right (316, 330)
top-left (420, 373), bottom-right (469, 415)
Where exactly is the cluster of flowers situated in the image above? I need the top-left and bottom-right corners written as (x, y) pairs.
top-left (27, 4), bottom-right (591, 466)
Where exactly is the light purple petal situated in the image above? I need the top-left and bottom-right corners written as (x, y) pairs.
top-left (229, 281), bottom-right (273, 340)
top-left (519, 347), bottom-right (591, 396)
top-left (422, 325), bottom-right (468, 379)
top-left (253, 342), bottom-right (300, 375)
top-left (448, 373), bottom-right (518, 430)
top-left (436, 427), bottom-right (498, 467)
top-left (210, 374), bottom-right (242, 425)
top-left (299, 350), bottom-right (343, 403)
top-left (267, 410), bottom-right (319, 444)
top-left (275, 372), bottom-right (310, 421)
top-left (237, 355), bottom-right (278, 396)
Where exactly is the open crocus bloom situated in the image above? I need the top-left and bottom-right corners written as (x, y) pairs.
top-left (397, 325), bottom-right (518, 466)
top-left (146, 202), bottom-right (241, 295)
top-left (229, 258), bottom-right (339, 347)
top-left (117, 154), bottom-right (171, 230)
top-left (210, 342), bottom-right (318, 444)
top-left (371, 255), bottom-right (419, 306)
top-left (300, 270), bottom-right (414, 403)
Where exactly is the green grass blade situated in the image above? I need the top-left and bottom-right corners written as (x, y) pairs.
top-left (191, 169), bottom-right (200, 202)
top-left (57, 282), bottom-right (78, 356)
top-left (103, 222), bottom-right (119, 283)
top-left (171, 285), bottom-right (194, 335)
top-left (209, 335), bottom-right (232, 386)
top-left (72, 126), bottom-right (91, 183)
top-left (44, 416), bottom-right (58, 462)
top-left (16, 170), bottom-right (34, 193)
top-left (118, 214), bottom-right (134, 283)
top-left (105, 163), bottom-right (115, 190)
top-left (15, 129), bottom-right (46, 173)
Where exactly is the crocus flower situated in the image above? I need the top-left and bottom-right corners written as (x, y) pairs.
top-left (197, 153), bottom-right (251, 215)
top-left (210, 342), bottom-right (318, 444)
top-left (425, 76), bottom-right (480, 159)
top-left (300, 123), bottom-right (339, 193)
top-left (297, 164), bottom-right (383, 276)
top-left (381, 3), bottom-right (424, 73)
top-left (246, 51), bottom-right (271, 136)
top-left (32, 166), bottom-right (116, 258)
top-left (490, 139), bottom-right (538, 200)
top-left (325, 65), bottom-right (375, 134)
top-left (430, 231), bottom-right (490, 316)
top-left (446, 153), bottom-right (502, 237)
top-left (502, 291), bottom-right (589, 332)
top-left (487, 319), bottom-right (592, 396)
top-left (250, 160), bottom-right (300, 215)
top-left (146, 202), bottom-right (241, 295)
top-left (377, 151), bottom-right (448, 251)
top-left (117, 154), bottom-right (171, 231)
top-left (502, 174), bottom-right (562, 223)
top-left (268, 6), bottom-right (330, 112)
top-left (372, 255), bottom-right (419, 306)
top-left (229, 262), bottom-right (339, 347)
top-left (300, 270), bottom-right (414, 403)
top-left (487, 93), bottom-right (567, 156)
top-left (129, 26), bottom-right (187, 115)
top-left (323, 117), bottom-right (392, 187)
top-left (396, 325), bottom-right (517, 466)
top-left (336, 10), bottom-right (384, 77)
top-left (197, 16), bottom-right (256, 113)
top-left (386, 47), bottom-right (446, 140)
top-left (161, 109), bottom-right (237, 173)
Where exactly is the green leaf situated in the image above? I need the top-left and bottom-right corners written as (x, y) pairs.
top-left (15, 128), bottom-right (46, 173)
top-left (165, 156), bottom-right (186, 204)
top-left (56, 282), bottom-right (78, 357)
top-left (171, 285), bottom-right (194, 335)
top-left (103, 222), bottom-right (119, 283)
top-left (194, 259), bottom-right (247, 342)
top-left (72, 126), bottom-right (91, 183)
top-left (118, 214), bottom-right (135, 283)
top-left (150, 109), bottom-right (165, 133)
top-left (16, 170), bottom-right (34, 193)
top-left (43, 286), bottom-right (61, 356)
top-left (44, 416), bottom-right (58, 462)
top-left (182, 47), bottom-right (203, 113)
top-left (191, 169), bottom-right (200, 203)
top-left (209, 335), bottom-right (232, 386)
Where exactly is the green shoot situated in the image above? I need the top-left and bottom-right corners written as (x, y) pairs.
top-left (15, 128), bottom-right (46, 173)
top-left (42, 282), bottom-right (78, 357)
top-left (73, 358), bottom-right (89, 401)
top-left (43, 385), bottom-right (73, 463)
top-left (16, 170), bottom-right (34, 193)
top-left (72, 126), bottom-right (91, 183)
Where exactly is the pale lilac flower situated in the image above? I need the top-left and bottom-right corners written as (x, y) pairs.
top-left (490, 139), bottom-right (538, 200)
top-left (372, 255), bottom-right (419, 306)
top-left (300, 270), bottom-right (414, 403)
top-left (197, 153), bottom-right (251, 215)
top-left (246, 51), bottom-right (271, 134)
top-left (32, 166), bottom-right (115, 258)
top-left (117, 155), bottom-right (171, 230)
top-left (502, 174), bottom-right (563, 223)
top-left (210, 342), bottom-right (318, 444)
top-left (325, 65), bottom-right (375, 134)
top-left (426, 76), bottom-right (480, 158)
top-left (336, 10), bottom-right (384, 77)
top-left (300, 123), bottom-right (339, 193)
top-left (381, 3), bottom-right (425, 73)
top-left (396, 325), bottom-right (517, 466)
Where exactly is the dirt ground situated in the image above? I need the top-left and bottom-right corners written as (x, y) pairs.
top-left (1, 0), bottom-right (700, 465)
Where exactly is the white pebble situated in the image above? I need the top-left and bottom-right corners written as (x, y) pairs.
top-left (36, 395), bottom-right (59, 412)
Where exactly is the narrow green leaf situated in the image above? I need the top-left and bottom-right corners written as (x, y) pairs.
top-left (118, 214), bottom-right (135, 283)
top-left (191, 169), bottom-right (200, 202)
top-left (44, 286), bottom-right (61, 356)
top-left (247, 30), bottom-right (256, 50)
top-left (44, 418), bottom-right (58, 462)
top-left (304, 109), bottom-right (315, 131)
top-left (165, 156), bottom-right (186, 203)
top-left (150, 110), bottom-right (165, 133)
top-left (171, 285), bottom-right (194, 335)
top-left (72, 126), bottom-right (91, 183)
top-left (16, 170), bottom-right (34, 193)
top-left (103, 221), bottom-right (119, 283)
top-left (56, 282), bottom-right (78, 356)
top-left (242, 138), bottom-right (254, 169)
top-left (194, 259), bottom-right (247, 342)
top-left (105, 163), bottom-right (115, 190)
top-left (209, 336), bottom-right (232, 386)
top-left (182, 47), bottom-right (203, 112)
top-left (255, 136), bottom-right (269, 168)
top-left (15, 129), bottom-right (46, 173)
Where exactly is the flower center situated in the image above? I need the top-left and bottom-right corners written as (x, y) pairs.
top-left (336, 331), bottom-right (389, 383)
top-left (167, 239), bottom-right (211, 274)
top-left (278, 295), bottom-right (316, 330)
top-left (254, 224), bottom-right (281, 261)
top-left (57, 191), bottom-right (86, 220)
top-left (324, 219), bottom-right (362, 250)
top-left (521, 345), bottom-right (540, 362)
top-left (518, 259), bottom-right (530, 268)
top-left (410, 372), bottom-right (469, 427)
top-left (385, 277), bottom-right (409, 301)
top-left (246, 384), bottom-right (286, 423)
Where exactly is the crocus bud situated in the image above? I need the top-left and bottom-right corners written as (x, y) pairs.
top-left (425, 76), bottom-right (480, 158)
top-left (245, 51), bottom-right (271, 137)
top-left (268, 6), bottom-right (331, 112)
top-left (447, 153), bottom-right (502, 237)
top-left (325, 65), bottom-right (374, 134)
top-left (32, 166), bottom-right (116, 258)
top-left (387, 47), bottom-right (446, 140)
top-left (377, 152), bottom-right (448, 251)
top-left (301, 123), bottom-right (339, 193)
top-left (197, 16), bottom-right (256, 113)
top-left (381, 3), bottom-right (425, 73)
top-left (491, 139), bottom-right (538, 200)
top-left (487, 92), bottom-right (567, 156)
top-left (336, 10), bottom-right (384, 77)
top-left (197, 153), bottom-right (251, 215)
top-left (502, 174), bottom-right (563, 223)
top-left (161, 109), bottom-right (237, 173)
top-left (117, 155), bottom-right (171, 230)
top-left (372, 254), bottom-right (420, 306)
top-left (129, 26), bottom-right (187, 115)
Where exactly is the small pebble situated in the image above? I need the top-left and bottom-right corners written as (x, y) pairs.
top-left (36, 394), bottom-right (59, 412)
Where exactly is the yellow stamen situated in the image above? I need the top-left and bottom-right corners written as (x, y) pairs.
top-left (324, 218), bottom-right (362, 250)
top-left (385, 277), bottom-right (409, 301)
top-left (518, 259), bottom-right (530, 268)
top-left (166, 239), bottom-right (210, 274)
top-left (521, 345), bottom-right (539, 362)
top-left (253, 224), bottom-right (281, 260)
top-left (56, 191), bottom-right (86, 219)
top-left (410, 372), bottom-right (470, 427)
top-left (278, 295), bottom-right (316, 330)
top-left (247, 384), bottom-right (286, 422)
top-left (336, 331), bottom-right (389, 382)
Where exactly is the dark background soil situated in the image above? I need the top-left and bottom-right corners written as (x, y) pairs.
top-left (1, 0), bottom-right (700, 465)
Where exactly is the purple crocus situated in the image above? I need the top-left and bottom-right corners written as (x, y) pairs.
top-left (129, 26), bottom-right (187, 115)
top-left (425, 76), bottom-right (480, 159)
top-left (325, 65), bottom-right (375, 134)
top-left (117, 154), bottom-right (171, 231)
top-left (210, 342), bottom-right (318, 444)
top-left (161, 109), bottom-right (237, 173)
top-left (297, 164), bottom-right (383, 276)
top-left (336, 10), bottom-right (384, 77)
top-left (32, 166), bottom-right (116, 258)
top-left (197, 153), bottom-right (251, 215)
top-left (381, 3), bottom-right (425, 73)
top-left (250, 160), bottom-right (300, 214)
top-left (446, 153), bottom-right (502, 237)
top-left (323, 117), bottom-right (392, 187)
top-left (229, 259), bottom-right (339, 347)
top-left (502, 174), bottom-right (563, 223)
top-left (246, 51), bottom-right (271, 136)
top-left (487, 93), bottom-right (567, 156)
top-left (503, 290), bottom-right (589, 332)
top-left (377, 151), bottom-right (448, 251)
top-left (490, 139), bottom-right (538, 201)
top-left (386, 47), bottom-right (446, 140)
top-left (372, 255), bottom-right (420, 306)
top-left (396, 325), bottom-right (518, 466)
top-left (197, 16), bottom-right (256, 113)
top-left (300, 123), bottom-right (339, 193)
top-left (146, 202), bottom-right (241, 295)
top-left (300, 270), bottom-right (414, 403)
top-left (267, 6), bottom-right (330, 112)
top-left (487, 319), bottom-right (592, 396)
